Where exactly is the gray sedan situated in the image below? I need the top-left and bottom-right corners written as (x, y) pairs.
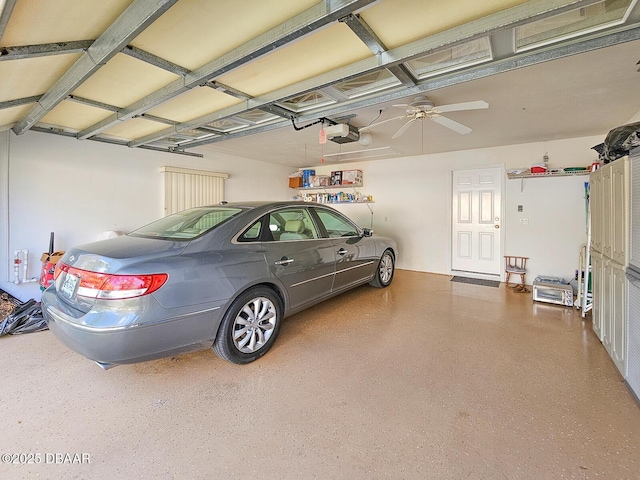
top-left (42, 201), bottom-right (397, 367)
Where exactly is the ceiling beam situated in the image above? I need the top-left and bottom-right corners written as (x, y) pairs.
top-left (339, 13), bottom-right (385, 55)
top-left (139, 113), bottom-right (179, 125)
top-left (387, 65), bottom-right (417, 87)
top-left (12, 0), bottom-right (179, 135)
top-left (184, 24), bottom-right (640, 149)
top-left (67, 95), bottom-right (120, 112)
top-left (340, 13), bottom-right (416, 87)
top-left (204, 81), bottom-right (298, 120)
top-left (0, 95), bottom-right (41, 110)
top-left (130, 0), bottom-right (611, 148)
top-left (0, 0), bottom-right (17, 43)
top-left (203, 81), bottom-right (252, 100)
top-left (30, 125), bottom-right (203, 157)
top-left (76, 0), bottom-right (379, 140)
top-left (0, 40), bottom-right (93, 61)
top-left (121, 45), bottom-right (190, 76)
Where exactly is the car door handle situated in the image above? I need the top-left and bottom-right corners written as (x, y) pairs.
top-left (275, 257), bottom-right (294, 266)
top-left (337, 248), bottom-right (348, 256)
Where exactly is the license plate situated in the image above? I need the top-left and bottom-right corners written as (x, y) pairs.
top-left (60, 273), bottom-right (79, 299)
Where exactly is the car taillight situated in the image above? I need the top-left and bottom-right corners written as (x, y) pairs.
top-left (56, 263), bottom-right (168, 300)
top-left (54, 262), bottom-right (64, 280)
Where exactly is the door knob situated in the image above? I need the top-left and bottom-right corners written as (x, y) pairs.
top-left (494, 225), bottom-right (500, 229)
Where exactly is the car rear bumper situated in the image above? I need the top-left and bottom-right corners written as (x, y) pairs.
top-left (41, 288), bottom-right (225, 365)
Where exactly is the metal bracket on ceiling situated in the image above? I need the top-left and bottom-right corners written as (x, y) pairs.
top-left (290, 116), bottom-right (338, 132)
top-left (258, 103), bottom-right (295, 119)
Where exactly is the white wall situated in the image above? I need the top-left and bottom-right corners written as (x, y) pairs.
top-left (1, 130), bottom-right (604, 302)
top-left (310, 135), bottom-right (602, 283)
top-left (0, 131), bottom-right (292, 301)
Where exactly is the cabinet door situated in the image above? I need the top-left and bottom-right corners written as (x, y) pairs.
top-left (630, 156), bottom-right (640, 267)
top-left (611, 262), bottom-right (627, 377)
top-left (602, 259), bottom-right (613, 355)
top-left (591, 250), bottom-right (603, 341)
top-left (602, 166), bottom-right (613, 258)
top-left (611, 157), bottom-right (629, 266)
top-left (590, 169), bottom-right (603, 253)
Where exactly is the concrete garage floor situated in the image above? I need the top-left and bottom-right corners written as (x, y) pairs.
top-left (1, 270), bottom-right (639, 479)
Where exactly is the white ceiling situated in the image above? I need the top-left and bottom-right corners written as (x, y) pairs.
top-left (1, 0), bottom-right (639, 166)
top-left (210, 37), bottom-right (640, 167)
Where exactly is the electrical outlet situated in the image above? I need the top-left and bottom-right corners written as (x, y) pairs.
top-left (519, 218), bottom-right (529, 225)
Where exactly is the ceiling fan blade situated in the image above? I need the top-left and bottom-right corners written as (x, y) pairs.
top-left (358, 115), bottom-right (408, 132)
top-left (435, 100), bottom-right (489, 113)
top-left (392, 118), bottom-right (417, 139)
top-left (432, 115), bottom-right (472, 135)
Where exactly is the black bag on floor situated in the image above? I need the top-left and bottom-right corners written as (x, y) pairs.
top-left (0, 300), bottom-right (47, 336)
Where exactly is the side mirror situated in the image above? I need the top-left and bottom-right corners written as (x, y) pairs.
top-left (361, 228), bottom-right (374, 237)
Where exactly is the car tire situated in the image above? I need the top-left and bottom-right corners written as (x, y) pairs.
top-left (370, 249), bottom-right (394, 288)
top-left (213, 286), bottom-right (282, 364)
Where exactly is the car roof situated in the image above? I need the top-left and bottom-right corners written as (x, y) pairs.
top-left (203, 201), bottom-right (322, 210)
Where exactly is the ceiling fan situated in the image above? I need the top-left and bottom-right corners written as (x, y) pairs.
top-left (359, 96), bottom-right (489, 139)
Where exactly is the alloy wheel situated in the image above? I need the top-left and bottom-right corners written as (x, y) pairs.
top-left (232, 296), bottom-right (277, 353)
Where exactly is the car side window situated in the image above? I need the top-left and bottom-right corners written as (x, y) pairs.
top-left (238, 219), bottom-right (262, 242)
top-left (269, 208), bottom-right (318, 241)
top-left (316, 209), bottom-right (359, 238)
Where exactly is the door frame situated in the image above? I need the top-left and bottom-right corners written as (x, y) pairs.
top-left (449, 164), bottom-right (506, 281)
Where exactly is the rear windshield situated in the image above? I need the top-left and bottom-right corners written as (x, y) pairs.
top-left (128, 207), bottom-right (243, 240)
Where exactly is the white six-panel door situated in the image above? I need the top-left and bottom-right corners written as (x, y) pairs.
top-left (451, 167), bottom-right (503, 279)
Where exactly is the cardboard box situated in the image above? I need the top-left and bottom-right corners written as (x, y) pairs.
top-left (341, 169), bottom-right (363, 185)
top-left (289, 176), bottom-right (303, 188)
top-left (311, 175), bottom-right (330, 187)
top-left (40, 251), bottom-right (65, 265)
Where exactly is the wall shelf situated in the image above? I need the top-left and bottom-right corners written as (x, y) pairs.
top-left (310, 201), bottom-right (374, 204)
top-left (293, 183), bottom-right (363, 190)
top-left (507, 169), bottom-right (590, 179)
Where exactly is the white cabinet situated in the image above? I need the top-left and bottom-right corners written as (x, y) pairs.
top-left (611, 261), bottom-right (627, 376)
top-left (602, 259), bottom-right (627, 376)
top-left (590, 169), bottom-right (603, 253)
top-left (591, 250), bottom-right (604, 341)
top-left (611, 158), bottom-right (630, 265)
top-left (589, 156), bottom-right (629, 378)
top-left (602, 260), bottom-right (613, 355)
top-left (602, 166), bottom-right (613, 258)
